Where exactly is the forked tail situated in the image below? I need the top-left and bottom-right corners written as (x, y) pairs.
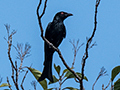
top-left (38, 55), bottom-right (53, 82)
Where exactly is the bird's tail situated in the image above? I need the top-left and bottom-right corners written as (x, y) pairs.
top-left (38, 54), bottom-right (53, 82)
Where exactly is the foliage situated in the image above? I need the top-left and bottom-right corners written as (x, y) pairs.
top-left (111, 66), bottom-right (120, 90)
top-left (0, 83), bottom-right (10, 88)
top-left (114, 79), bottom-right (120, 90)
top-left (29, 63), bottom-right (88, 90)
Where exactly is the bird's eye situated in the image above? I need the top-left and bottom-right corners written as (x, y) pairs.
top-left (61, 12), bottom-right (64, 15)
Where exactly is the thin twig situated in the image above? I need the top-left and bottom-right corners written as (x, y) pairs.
top-left (13, 43), bottom-right (31, 73)
top-left (89, 42), bottom-right (97, 49)
top-left (7, 77), bottom-right (12, 90)
top-left (7, 35), bottom-right (16, 69)
top-left (59, 79), bottom-right (62, 90)
top-left (104, 80), bottom-right (111, 90)
top-left (61, 78), bottom-right (67, 85)
top-left (0, 76), bottom-right (3, 84)
top-left (70, 39), bottom-right (84, 68)
top-left (5, 25), bottom-right (30, 90)
top-left (92, 67), bottom-right (107, 90)
top-left (21, 70), bottom-right (28, 90)
top-left (5, 24), bottom-right (17, 69)
top-left (31, 80), bottom-right (37, 90)
top-left (15, 61), bottom-right (18, 87)
top-left (11, 66), bottom-right (19, 90)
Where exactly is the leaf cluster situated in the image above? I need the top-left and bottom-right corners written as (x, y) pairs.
top-left (28, 63), bottom-right (88, 90)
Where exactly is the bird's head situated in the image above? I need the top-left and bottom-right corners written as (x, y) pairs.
top-left (53, 11), bottom-right (73, 22)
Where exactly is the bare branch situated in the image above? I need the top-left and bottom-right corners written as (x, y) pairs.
top-left (13, 43), bottom-right (31, 73)
top-left (0, 76), bottom-right (3, 84)
top-left (7, 77), bottom-right (12, 90)
top-left (31, 80), bottom-right (37, 90)
top-left (92, 67), bottom-right (107, 90)
top-left (102, 80), bottom-right (111, 90)
top-left (89, 42), bottom-right (97, 49)
top-left (11, 66), bottom-right (19, 90)
top-left (15, 61), bottom-right (18, 87)
top-left (37, 0), bottom-right (48, 37)
top-left (4, 24), bottom-right (20, 90)
top-left (61, 78), bottom-right (67, 85)
top-left (80, 0), bottom-right (101, 89)
top-left (21, 70), bottom-right (28, 90)
top-left (4, 24), bottom-right (16, 69)
top-left (14, 43), bottom-right (31, 60)
top-left (70, 39), bottom-right (84, 68)
top-left (4, 24), bottom-right (10, 38)
top-left (74, 78), bottom-right (80, 83)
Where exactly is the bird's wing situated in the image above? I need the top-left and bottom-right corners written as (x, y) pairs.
top-left (46, 22), bottom-right (66, 46)
top-left (45, 22), bottom-right (52, 39)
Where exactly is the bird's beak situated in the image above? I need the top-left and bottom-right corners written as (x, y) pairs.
top-left (67, 13), bottom-right (73, 17)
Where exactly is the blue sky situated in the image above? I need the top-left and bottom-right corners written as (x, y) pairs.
top-left (0, 0), bottom-right (120, 90)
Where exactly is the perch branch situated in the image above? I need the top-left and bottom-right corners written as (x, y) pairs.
top-left (37, 0), bottom-right (81, 81)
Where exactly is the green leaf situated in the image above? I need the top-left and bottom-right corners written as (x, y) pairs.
top-left (63, 69), bottom-right (69, 74)
top-left (28, 67), bottom-right (47, 89)
top-left (64, 70), bottom-right (74, 78)
top-left (28, 67), bottom-right (41, 80)
top-left (54, 63), bottom-right (61, 75)
top-left (62, 67), bottom-right (74, 76)
top-left (39, 80), bottom-right (47, 90)
top-left (0, 83), bottom-right (10, 87)
top-left (114, 78), bottom-right (120, 90)
top-left (64, 71), bottom-right (88, 81)
top-left (47, 88), bottom-right (54, 90)
top-left (76, 72), bottom-right (88, 81)
top-left (48, 75), bottom-right (59, 85)
top-left (63, 87), bottom-right (79, 90)
top-left (111, 66), bottom-right (120, 81)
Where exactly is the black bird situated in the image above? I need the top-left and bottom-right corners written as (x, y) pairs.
top-left (38, 11), bottom-right (73, 82)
